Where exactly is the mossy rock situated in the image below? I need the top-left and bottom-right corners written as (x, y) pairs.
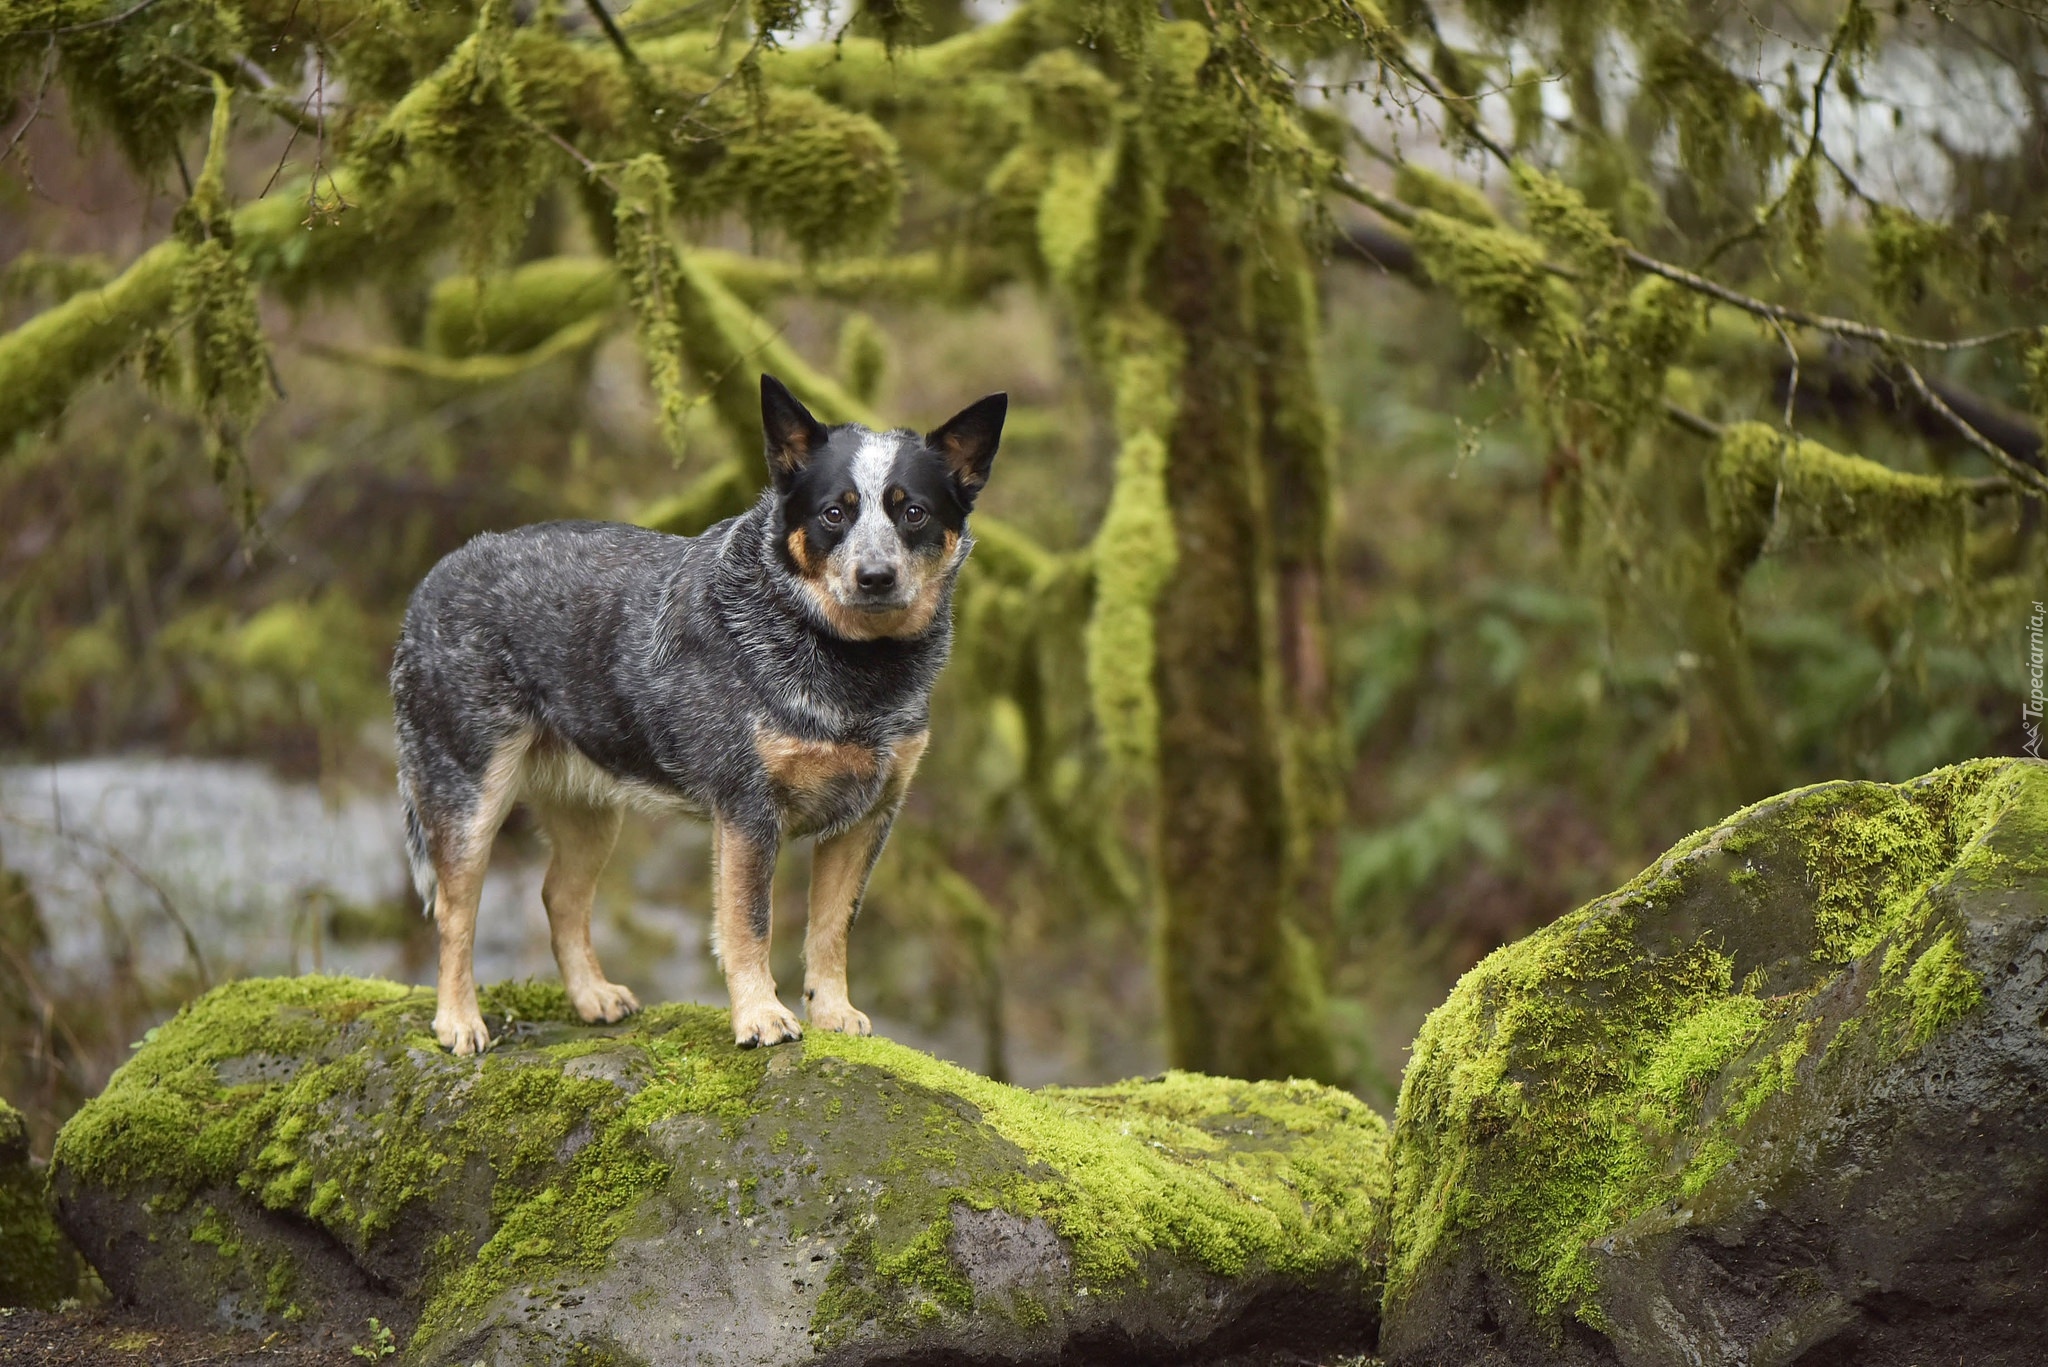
top-left (1, 1097), bottom-right (83, 1309)
top-left (48, 979), bottom-right (1388, 1365)
top-left (1382, 757), bottom-right (2048, 1367)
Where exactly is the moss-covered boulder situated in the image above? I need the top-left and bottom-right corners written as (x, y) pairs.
top-left (1382, 757), bottom-right (2048, 1366)
top-left (49, 978), bottom-right (1388, 1365)
top-left (1, 1097), bottom-right (82, 1309)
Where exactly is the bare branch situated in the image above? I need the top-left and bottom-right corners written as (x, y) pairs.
top-left (1, 40), bottom-right (58, 178)
top-left (581, 0), bottom-right (644, 70)
top-left (1619, 249), bottom-right (2033, 354)
top-left (18, 0), bottom-right (169, 35)
top-left (1892, 357), bottom-right (2048, 500)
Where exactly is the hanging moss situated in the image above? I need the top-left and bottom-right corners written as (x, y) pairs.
top-left (1637, 26), bottom-right (1785, 191)
top-left (1407, 209), bottom-right (1579, 358)
top-left (354, 0), bottom-right (556, 270)
top-left (612, 155), bottom-right (694, 458)
top-left (1705, 422), bottom-right (1967, 588)
top-left (1577, 277), bottom-right (1700, 437)
top-left (683, 88), bottom-right (905, 260)
top-left (1510, 161), bottom-right (1624, 287)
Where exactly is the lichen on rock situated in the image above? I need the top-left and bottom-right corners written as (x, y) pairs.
top-left (52, 977), bottom-right (1389, 1365)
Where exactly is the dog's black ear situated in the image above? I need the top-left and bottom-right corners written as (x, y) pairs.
top-left (926, 393), bottom-right (1006, 507)
top-left (761, 374), bottom-right (829, 487)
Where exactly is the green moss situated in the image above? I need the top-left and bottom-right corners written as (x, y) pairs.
top-left (1408, 209), bottom-right (1579, 357)
top-left (427, 259), bottom-right (625, 358)
top-left (1511, 162), bottom-right (1624, 283)
top-left (835, 312), bottom-right (889, 405)
top-left (809, 1034), bottom-right (1387, 1292)
top-left (1387, 759), bottom-right (2032, 1332)
top-left (1084, 318), bottom-right (1183, 775)
top-left (1706, 422), bottom-right (1966, 588)
top-left (1893, 933), bottom-right (1982, 1056)
top-left (0, 1096), bottom-right (80, 1308)
top-left (1393, 164), bottom-right (1499, 226)
top-left (678, 87), bottom-right (905, 260)
top-left (191, 1203), bottom-right (242, 1258)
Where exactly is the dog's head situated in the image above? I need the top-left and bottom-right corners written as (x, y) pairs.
top-left (760, 374), bottom-right (1005, 641)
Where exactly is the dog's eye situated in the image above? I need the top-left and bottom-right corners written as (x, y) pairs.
top-left (903, 504), bottom-right (928, 528)
top-left (822, 506), bottom-right (845, 527)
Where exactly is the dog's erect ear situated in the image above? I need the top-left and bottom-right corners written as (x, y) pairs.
top-left (761, 374), bottom-right (829, 487)
top-left (925, 393), bottom-right (1007, 506)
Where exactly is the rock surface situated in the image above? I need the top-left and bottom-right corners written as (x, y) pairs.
top-left (1, 1097), bottom-right (81, 1309)
top-left (49, 978), bottom-right (1388, 1366)
top-left (1381, 756), bottom-right (2048, 1367)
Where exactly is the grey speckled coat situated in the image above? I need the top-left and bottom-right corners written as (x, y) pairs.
top-left (389, 375), bottom-right (1005, 1054)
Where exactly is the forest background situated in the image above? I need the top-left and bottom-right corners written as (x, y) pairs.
top-left (2, 0), bottom-right (2044, 1156)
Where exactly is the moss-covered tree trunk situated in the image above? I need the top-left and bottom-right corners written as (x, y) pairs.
top-left (1252, 225), bottom-right (1343, 955)
top-left (1149, 192), bottom-right (1334, 1082)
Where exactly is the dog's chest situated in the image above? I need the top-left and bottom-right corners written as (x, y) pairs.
top-left (753, 728), bottom-right (899, 836)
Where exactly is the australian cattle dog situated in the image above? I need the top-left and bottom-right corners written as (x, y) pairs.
top-left (390, 375), bottom-right (1005, 1054)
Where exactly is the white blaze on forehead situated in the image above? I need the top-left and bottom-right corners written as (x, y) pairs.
top-left (845, 432), bottom-right (904, 562)
top-left (849, 432), bottom-right (899, 506)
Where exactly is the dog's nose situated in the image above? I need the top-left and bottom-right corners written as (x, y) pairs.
top-left (856, 564), bottom-right (897, 593)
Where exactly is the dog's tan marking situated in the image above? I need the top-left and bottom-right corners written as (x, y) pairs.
top-left (802, 730), bottom-right (927, 1035)
top-left (713, 819), bottom-right (803, 1048)
top-left (936, 435), bottom-right (990, 494)
top-left (755, 728), bottom-right (879, 797)
top-left (534, 801), bottom-right (639, 1026)
top-left (768, 422), bottom-right (821, 482)
top-left (796, 532), bottom-right (959, 642)
top-left (430, 731), bottom-right (531, 1056)
top-left (785, 527), bottom-right (818, 576)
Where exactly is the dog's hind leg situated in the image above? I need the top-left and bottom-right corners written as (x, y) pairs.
top-left (534, 800), bottom-right (640, 1025)
top-left (713, 816), bottom-right (802, 1048)
top-left (429, 733), bottom-right (529, 1055)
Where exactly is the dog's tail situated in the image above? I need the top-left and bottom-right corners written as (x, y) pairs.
top-left (399, 773), bottom-right (438, 915)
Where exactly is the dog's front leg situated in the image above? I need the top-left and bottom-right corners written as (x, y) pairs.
top-left (805, 731), bottom-right (924, 1036)
top-left (803, 812), bottom-right (891, 1036)
top-left (713, 815), bottom-right (803, 1048)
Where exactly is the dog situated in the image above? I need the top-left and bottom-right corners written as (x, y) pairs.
top-left (390, 375), bottom-right (1005, 1054)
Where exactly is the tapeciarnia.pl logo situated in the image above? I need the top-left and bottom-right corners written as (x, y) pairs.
top-left (2027, 601), bottom-right (2045, 759)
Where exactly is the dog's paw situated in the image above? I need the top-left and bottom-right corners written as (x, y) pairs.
top-left (732, 998), bottom-right (804, 1049)
top-left (805, 995), bottom-right (871, 1036)
top-left (570, 979), bottom-right (641, 1025)
top-left (434, 1010), bottom-right (493, 1056)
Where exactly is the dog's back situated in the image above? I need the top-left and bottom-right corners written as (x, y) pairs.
top-left (392, 518), bottom-right (716, 903)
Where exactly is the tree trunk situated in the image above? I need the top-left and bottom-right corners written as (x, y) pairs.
top-left (1148, 191), bottom-right (1335, 1082)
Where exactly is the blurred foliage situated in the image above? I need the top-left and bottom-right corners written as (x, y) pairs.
top-left (1, 0), bottom-right (2045, 1122)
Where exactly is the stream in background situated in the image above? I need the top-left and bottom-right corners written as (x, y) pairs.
top-left (0, 756), bottom-right (990, 1072)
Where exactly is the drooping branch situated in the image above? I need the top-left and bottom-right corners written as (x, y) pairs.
top-left (1328, 170), bottom-right (2048, 500)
